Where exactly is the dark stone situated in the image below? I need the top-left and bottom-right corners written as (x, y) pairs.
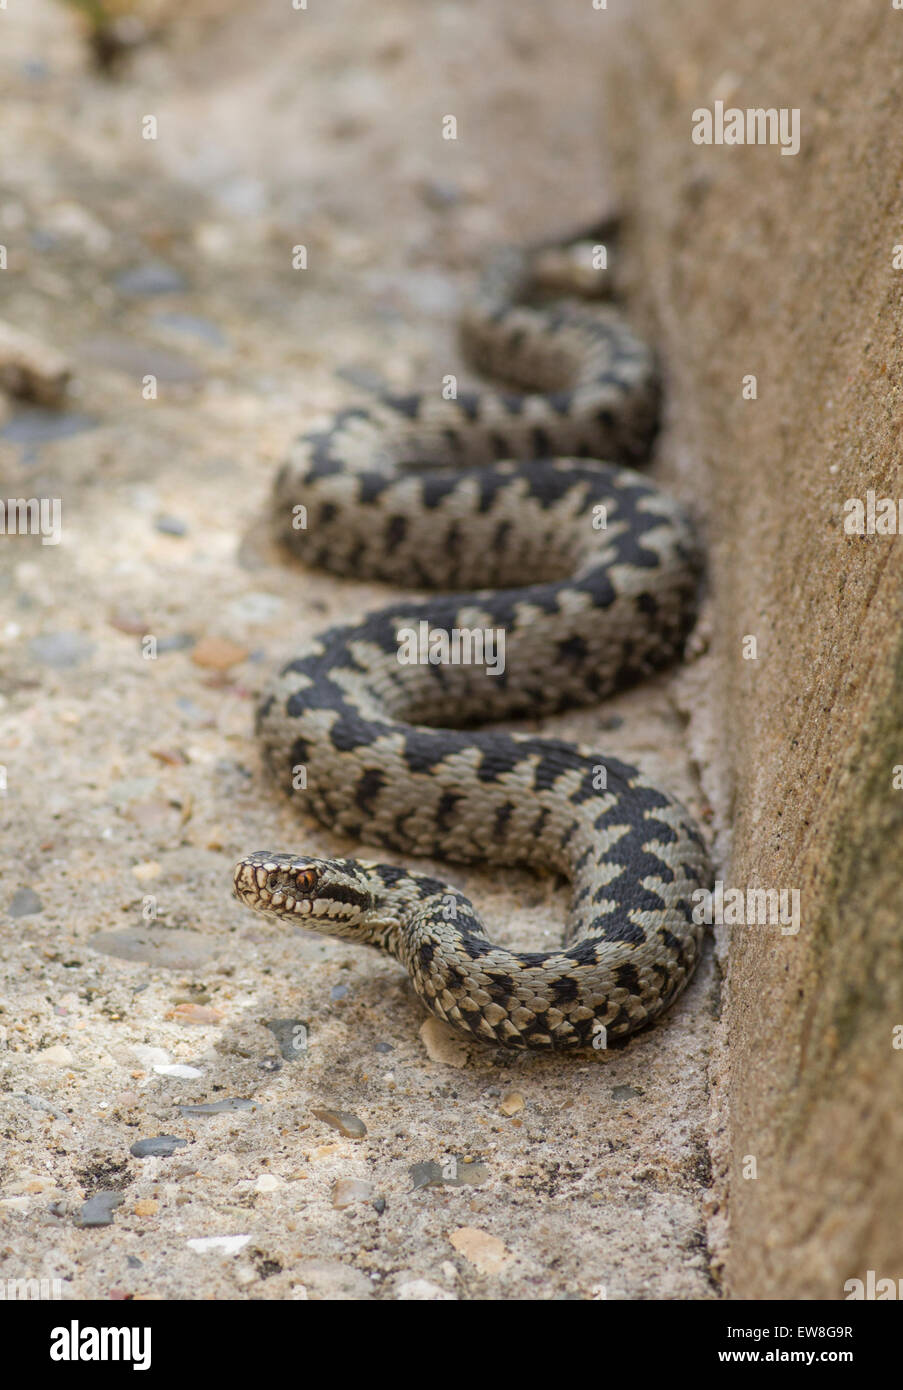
top-left (154, 515), bottom-right (188, 537)
top-left (409, 1156), bottom-right (489, 1190)
top-left (8, 888), bottom-right (44, 918)
top-left (129, 1135), bottom-right (188, 1158)
top-left (74, 1191), bottom-right (125, 1227)
top-left (156, 634), bottom-right (195, 653)
top-left (0, 410), bottom-right (98, 445)
top-left (265, 1018), bottom-right (310, 1061)
top-left (28, 632), bottom-right (94, 668)
top-left (115, 261), bottom-right (187, 296)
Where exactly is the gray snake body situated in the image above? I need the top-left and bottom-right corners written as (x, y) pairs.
top-left (234, 239), bottom-right (710, 1050)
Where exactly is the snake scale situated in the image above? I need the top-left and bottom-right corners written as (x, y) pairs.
top-left (233, 234), bottom-right (711, 1050)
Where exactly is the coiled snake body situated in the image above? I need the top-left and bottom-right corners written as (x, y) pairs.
top-left (234, 239), bottom-right (710, 1050)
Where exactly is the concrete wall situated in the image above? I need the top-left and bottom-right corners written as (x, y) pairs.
top-left (607, 0), bottom-right (903, 1298)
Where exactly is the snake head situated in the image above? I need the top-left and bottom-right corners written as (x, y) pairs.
top-left (233, 851), bottom-right (374, 935)
top-left (232, 852), bottom-right (323, 917)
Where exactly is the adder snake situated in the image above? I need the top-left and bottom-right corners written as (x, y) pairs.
top-left (233, 233), bottom-right (710, 1050)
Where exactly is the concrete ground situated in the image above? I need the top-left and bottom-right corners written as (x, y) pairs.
top-left (0, 0), bottom-right (720, 1300)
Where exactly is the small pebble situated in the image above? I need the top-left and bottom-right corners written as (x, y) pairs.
top-left (332, 1178), bottom-right (372, 1209)
top-left (1, 410), bottom-right (96, 445)
top-left (167, 1002), bottom-right (224, 1026)
top-left (153, 1064), bottom-right (204, 1079)
top-left (312, 1108), bottom-right (367, 1139)
top-left (190, 635), bottom-right (248, 670)
top-left (0, 318), bottom-right (71, 404)
top-left (130, 1136), bottom-right (188, 1158)
top-left (8, 888), bottom-right (43, 918)
top-left (330, 984), bottom-right (348, 1000)
top-left (179, 1098), bottom-right (256, 1116)
top-left (108, 607), bottom-right (149, 635)
top-left (254, 1174), bottom-right (283, 1193)
top-left (447, 1226), bottom-right (511, 1276)
top-left (133, 1200), bottom-right (159, 1216)
top-left (115, 261), bottom-right (187, 296)
top-left (499, 1091), bottom-right (525, 1116)
top-left (373, 1041), bottom-right (394, 1054)
top-left (419, 177), bottom-right (462, 209)
top-left (28, 632), bottom-right (94, 668)
top-left (307, 1143), bottom-right (344, 1161)
top-left (156, 634), bottom-right (196, 654)
top-left (154, 515), bottom-right (188, 537)
top-left (131, 861), bottom-right (161, 883)
top-left (36, 1044), bottom-right (73, 1065)
top-left (612, 1085), bottom-right (642, 1101)
top-left (6, 1177), bottom-right (50, 1194)
top-left (149, 747), bottom-right (189, 766)
top-left (74, 1191), bottom-right (125, 1228)
top-left (186, 1235), bottom-right (251, 1256)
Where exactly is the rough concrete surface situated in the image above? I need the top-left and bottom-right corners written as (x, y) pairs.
top-left (608, 0), bottom-right (903, 1299)
top-left (0, 3), bottom-right (719, 1300)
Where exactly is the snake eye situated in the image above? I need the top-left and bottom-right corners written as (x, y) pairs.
top-left (266, 867), bottom-right (317, 895)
